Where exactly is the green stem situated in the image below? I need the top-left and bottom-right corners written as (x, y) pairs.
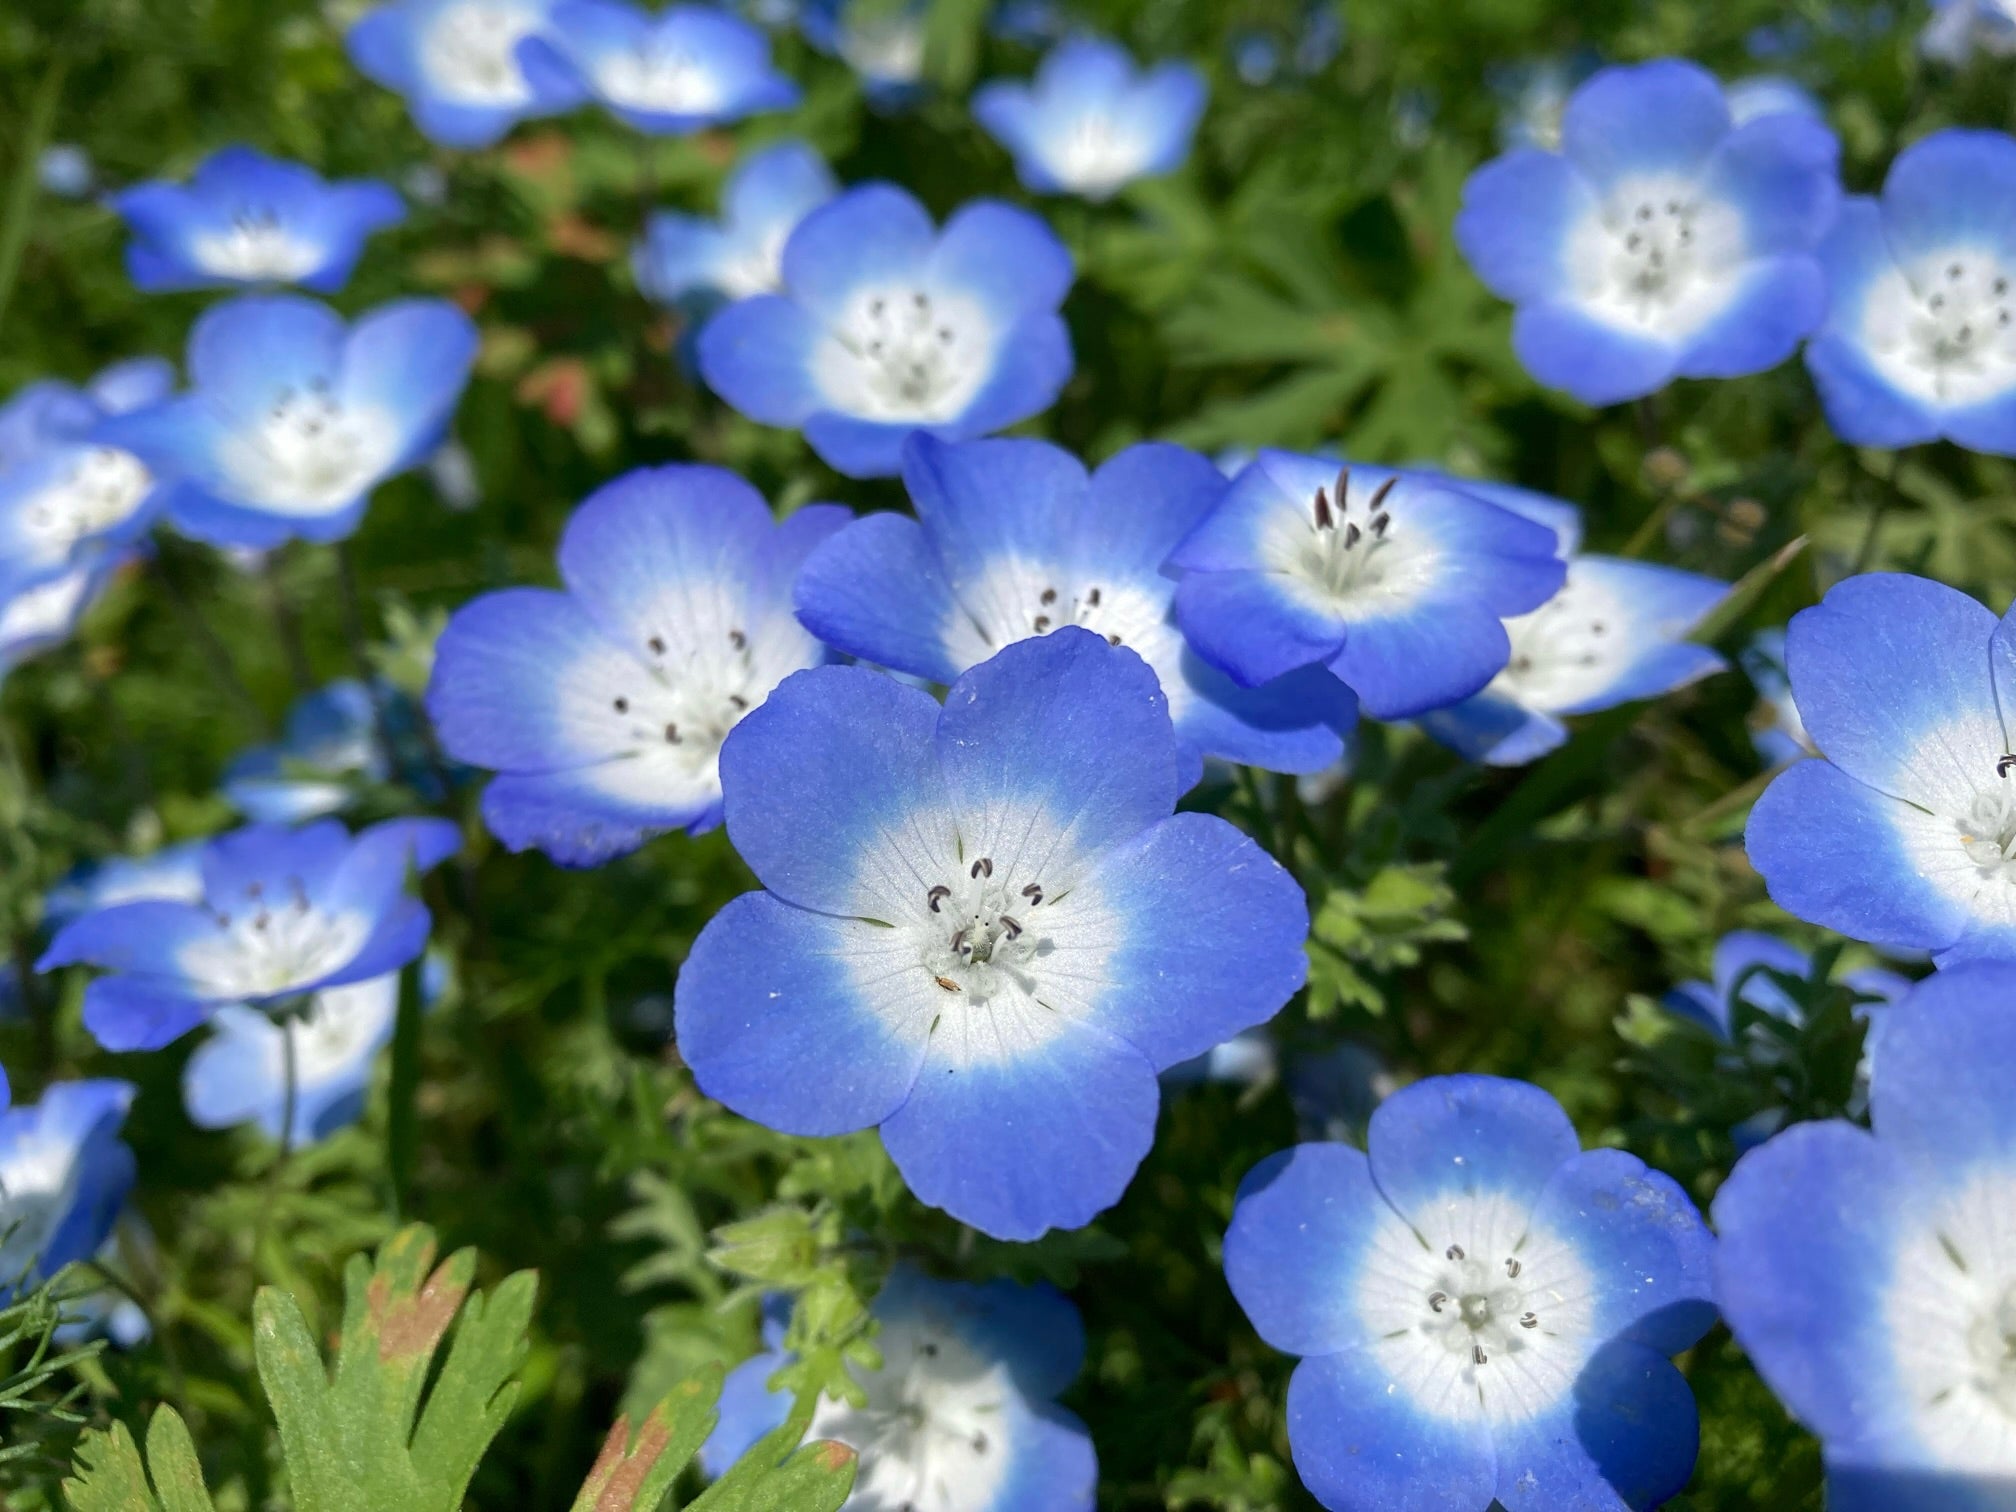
top-left (154, 555), bottom-right (271, 734)
top-left (252, 1011), bottom-right (300, 1268)
top-left (74, 1258), bottom-right (188, 1413)
top-left (333, 541), bottom-right (398, 769)
top-left (263, 556), bottom-right (316, 695)
top-left (0, 51), bottom-right (68, 348)
top-left (388, 963), bottom-right (424, 1219)
top-left (1850, 449), bottom-right (1905, 576)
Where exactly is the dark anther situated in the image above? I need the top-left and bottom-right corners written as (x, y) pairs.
top-left (870, 298), bottom-right (885, 315)
top-left (1997, 753), bottom-right (2016, 780)
top-left (913, 292), bottom-right (928, 308)
top-left (1107, 633), bottom-right (1122, 646)
top-left (1033, 615), bottom-right (1051, 632)
top-left (972, 1431), bottom-right (989, 1453)
top-left (1473, 1345), bottom-right (1488, 1366)
top-left (1345, 522), bottom-right (1362, 549)
top-left (1371, 511), bottom-right (1390, 537)
top-left (729, 629), bottom-right (746, 650)
top-left (1520, 1313), bottom-right (1539, 1329)
top-left (1313, 485), bottom-right (1334, 531)
top-left (728, 694), bottom-right (749, 710)
top-left (972, 857), bottom-right (993, 879)
top-left (1021, 882), bottom-right (1044, 905)
top-left (921, 1341), bottom-right (939, 1356)
top-left (1367, 476), bottom-right (1399, 513)
top-left (1087, 586), bottom-right (1102, 606)
top-left (1428, 1291), bottom-right (1448, 1313)
top-left (1505, 1257), bottom-right (1522, 1279)
top-left (664, 724), bottom-right (681, 744)
top-left (1040, 587), bottom-right (1058, 605)
top-left (999, 914), bottom-right (1022, 938)
top-left (253, 911), bottom-right (271, 932)
top-left (648, 635), bottom-right (666, 655)
top-left (613, 696), bottom-right (629, 713)
top-left (1951, 262), bottom-right (1965, 279)
top-left (951, 927), bottom-right (969, 955)
top-left (1627, 233), bottom-right (1642, 252)
top-left (1446, 1244), bottom-right (1465, 1261)
top-left (927, 885), bottom-right (951, 911)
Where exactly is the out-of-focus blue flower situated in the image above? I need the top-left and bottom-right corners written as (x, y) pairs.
top-left (1746, 573), bottom-right (2016, 970)
top-left (39, 817), bottom-right (460, 1053)
top-left (346, 0), bottom-right (568, 149)
top-left (428, 466), bottom-right (846, 865)
top-left (798, 0), bottom-right (927, 106)
top-left (697, 184), bottom-right (1073, 478)
top-left (0, 549), bottom-right (133, 683)
top-left (1225, 1075), bottom-right (1717, 1512)
top-left (0, 1080), bottom-right (138, 1304)
top-left (973, 38), bottom-right (1206, 202)
top-left (795, 434), bottom-right (1354, 788)
top-left (99, 294), bottom-right (479, 549)
top-left (0, 359), bottom-right (176, 473)
top-left (1923, 0), bottom-right (2016, 63)
top-left (1489, 55), bottom-right (1596, 152)
top-left (1805, 130), bottom-right (2016, 455)
top-left (54, 1219), bottom-right (156, 1349)
top-left (634, 140), bottom-right (836, 310)
top-left (1166, 451), bottom-right (1566, 722)
top-left (673, 630), bottom-right (1309, 1240)
top-left (1163, 1027), bottom-right (1279, 1092)
top-left (45, 839), bottom-right (207, 932)
top-left (1740, 626), bottom-right (1812, 768)
top-left (1724, 74), bottom-right (1825, 127)
top-left (1714, 965), bottom-right (2016, 1507)
top-left (223, 680), bottom-right (394, 823)
top-left (109, 147), bottom-right (405, 295)
top-left (38, 145), bottom-right (94, 199)
top-left (1283, 1039), bottom-right (1391, 1144)
top-left (516, 1), bottom-right (799, 135)
top-left (701, 1268), bottom-right (1095, 1508)
top-left (1417, 481), bottom-right (1727, 766)
top-left (1663, 931), bottom-right (1912, 1042)
top-left (1456, 58), bottom-right (1841, 406)
top-left (1228, 4), bottom-right (1342, 88)
top-left (990, 0), bottom-right (1070, 46)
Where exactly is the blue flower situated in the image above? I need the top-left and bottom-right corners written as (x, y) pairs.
top-left (1723, 74), bottom-right (1826, 127)
top-left (701, 1268), bottom-right (1095, 1509)
top-left (1166, 452), bottom-right (1566, 722)
top-left (1922, 0), bottom-right (2016, 64)
top-left (347, 0), bottom-right (569, 148)
top-left (1488, 55), bottom-right (1597, 152)
top-left (0, 358), bottom-right (174, 470)
top-left (798, 0), bottom-right (926, 106)
top-left (1663, 931), bottom-right (1912, 1042)
top-left (634, 140), bottom-right (837, 309)
top-left (0, 549), bottom-right (133, 683)
top-left (1714, 964), bottom-right (2016, 1509)
top-left (109, 147), bottom-right (405, 294)
top-left (427, 466), bottom-right (847, 865)
top-left (1740, 627), bottom-right (1812, 769)
top-left (1455, 58), bottom-right (1840, 406)
top-left (673, 629), bottom-right (1309, 1240)
top-left (793, 434), bottom-right (1355, 790)
top-left (37, 145), bottom-right (93, 200)
top-left (99, 294), bottom-right (480, 549)
top-left (38, 816), bottom-right (460, 1053)
top-left (1745, 573), bottom-right (2016, 969)
top-left (45, 840), bottom-right (208, 932)
top-left (1805, 130), bottom-right (2016, 454)
top-left (972, 37), bottom-right (1207, 202)
top-left (223, 681), bottom-right (393, 823)
top-left (516, 1), bottom-right (799, 135)
top-left (0, 1080), bottom-right (138, 1304)
top-left (1416, 484), bottom-right (1727, 766)
top-left (697, 184), bottom-right (1074, 477)
top-left (1224, 1075), bottom-right (1717, 1512)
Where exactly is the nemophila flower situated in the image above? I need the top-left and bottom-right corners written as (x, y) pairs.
top-left (633, 140), bottom-right (836, 309)
top-left (1746, 573), bottom-right (2016, 969)
top-left (971, 38), bottom-right (1207, 202)
top-left (0, 1080), bottom-right (137, 1304)
top-left (1804, 131), bottom-right (2016, 454)
top-left (1663, 931), bottom-right (1912, 1043)
top-left (347, 0), bottom-right (568, 148)
top-left (224, 681), bottom-right (390, 823)
top-left (1724, 75), bottom-right (1825, 127)
top-left (428, 466), bottom-right (847, 865)
top-left (673, 629), bottom-right (1308, 1240)
top-left (0, 358), bottom-right (174, 470)
top-left (109, 147), bottom-right (405, 294)
top-left (1224, 1075), bottom-right (1717, 1512)
top-left (697, 184), bottom-right (1073, 478)
top-left (1227, 5), bottom-right (1343, 88)
top-left (1714, 964), bottom-right (2016, 1508)
top-left (700, 1268), bottom-right (1096, 1509)
top-left (1741, 627), bottom-right (1813, 768)
top-left (100, 294), bottom-right (479, 548)
top-left (1455, 58), bottom-right (1841, 406)
top-left (798, 0), bottom-right (926, 106)
top-left (1922, 0), bottom-right (2016, 63)
top-left (517, 1), bottom-right (798, 134)
top-left (38, 816), bottom-right (459, 1053)
top-left (38, 144), bottom-right (93, 200)
top-left (794, 435), bottom-right (1355, 789)
top-left (44, 840), bottom-right (206, 932)
top-left (1166, 451), bottom-right (1566, 722)
top-left (0, 549), bottom-right (131, 683)
top-left (56, 1220), bottom-right (155, 1349)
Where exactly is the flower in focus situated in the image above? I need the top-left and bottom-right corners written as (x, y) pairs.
top-left (38, 816), bottom-right (460, 1052)
top-left (1740, 627), bottom-right (1812, 768)
top-left (700, 1269), bottom-right (1095, 1508)
top-left (0, 1080), bottom-right (138, 1304)
top-left (427, 466), bottom-right (847, 865)
top-left (109, 147), bottom-right (405, 293)
top-left (516, 1), bottom-right (799, 135)
top-left (1745, 573), bottom-right (2016, 968)
top-left (673, 630), bottom-right (1308, 1239)
top-left (1225, 1075), bottom-right (1717, 1512)
top-left (346, 0), bottom-right (568, 149)
top-left (1804, 130), bottom-right (2016, 454)
top-left (697, 184), bottom-right (1073, 477)
top-left (1456, 58), bottom-right (1841, 405)
top-left (1166, 451), bottom-right (1566, 722)
top-left (1714, 965), bottom-right (2016, 1506)
top-left (100, 294), bottom-right (479, 548)
top-left (972, 37), bottom-right (1207, 201)
top-left (633, 139), bottom-right (836, 309)
top-left (794, 433), bottom-right (1355, 788)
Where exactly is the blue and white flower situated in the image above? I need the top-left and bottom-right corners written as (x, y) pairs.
top-left (223, 680), bottom-right (391, 824)
top-left (698, 184), bottom-right (1073, 478)
top-left (516, 1), bottom-right (799, 135)
top-left (0, 549), bottom-right (132, 682)
top-left (109, 147), bottom-right (405, 294)
top-left (1745, 573), bottom-right (2016, 969)
top-left (972, 38), bottom-right (1207, 202)
top-left (793, 434), bottom-right (1355, 790)
top-left (0, 358), bottom-right (173, 471)
top-left (1166, 451), bottom-right (1566, 722)
top-left (1455, 58), bottom-right (1840, 406)
top-left (1489, 55), bottom-right (1595, 152)
top-left (798, 0), bottom-right (926, 106)
top-left (346, 0), bottom-right (568, 149)
top-left (673, 630), bottom-right (1309, 1240)
top-left (1715, 964), bottom-right (2016, 1510)
top-left (38, 816), bottom-right (460, 1053)
top-left (1922, 0), bottom-right (2016, 64)
top-left (99, 294), bottom-right (480, 548)
top-left (0, 1080), bottom-right (138, 1304)
top-left (428, 466), bottom-right (847, 865)
top-left (1804, 130), bottom-right (2016, 454)
top-left (634, 140), bottom-right (836, 308)
top-left (44, 840), bottom-right (207, 932)
top-left (1663, 930), bottom-right (1912, 1043)
top-left (1741, 627), bottom-right (1813, 768)
top-left (1224, 1075), bottom-right (1717, 1512)
top-left (1724, 75), bottom-right (1826, 127)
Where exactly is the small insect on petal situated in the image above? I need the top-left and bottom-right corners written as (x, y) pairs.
top-left (935, 976), bottom-right (961, 992)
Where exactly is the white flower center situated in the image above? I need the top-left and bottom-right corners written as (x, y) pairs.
top-left (598, 624), bottom-right (769, 786)
top-left (596, 43), bottom-right (725, 114)
top-left (179, 877), bottom-right (371, 998)
top-left (1863, 249), bottom-right (2016, 408)
top-left (717, 226), bottom-right (792, 299)
top-left (421, 0), bottom-right (538, 106)
top-left (22, 447), bottom-right (152, 553)
top-left (219, 378), bottom-right (398, 514)
top-left (1490, 569), bottom-right (1622, 712)
top-left (0, 563), bottom-right (96, 650)
top-left (283, 977), bottom-right (394, 1083)
top-left (191, 209), bottom-right (325, 283)
top-left (838, 15), bottom-right (925, 84)
top-left (0, 1132), bottom-right (84, 1282)
top-left (1958, 782), bottom-right (2016, 875)
top-left (1051, 113), bottom-right (1146, 197)
top-left (815, 288), bottom-right (993, 423)
top-left (1260, 466), bottom-right (1440, 621)
top-left (913, 854), bottom-right (1053, 1007)
top-left (810, 1313), bottom-right (1013, 1512)
top-left (1566, 174), bottom-right (1745, 338)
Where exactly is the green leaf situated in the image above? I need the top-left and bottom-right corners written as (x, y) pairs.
top-left (687, 1396), bottom-right (856, 1512)
top-left (62, 1409), bottom-right (217, 1512)
top-left (569, 1370), bottom-right (720, 1512)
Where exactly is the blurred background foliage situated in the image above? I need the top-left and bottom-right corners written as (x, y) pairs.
top-left (0, 0), bottom-right (2004, 1507)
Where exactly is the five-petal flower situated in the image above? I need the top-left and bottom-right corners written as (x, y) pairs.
top-left (0, 1080), bottom-right (139, 1305)
top-left (634, 139), bottom-right (837, 309)
top-left (346, 0), bottom-right (568, 148)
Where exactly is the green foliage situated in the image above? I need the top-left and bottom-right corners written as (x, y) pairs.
top-left (0, 1273), bottom-right (108, 1486)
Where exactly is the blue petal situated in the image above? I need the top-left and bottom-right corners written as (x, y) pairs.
top-left (344, 6), bottom-right (420, 91)
top-left (1367, 1074), bottom-right (1580, 1236)
top-left (88, 358), bottom-right (175, 417)
top-left (800, 411), bottom-right (924, 478)
top-left (1807, 198), bottom-right (1942, 447)
top-left (790, 512), bottom-right (964, 683)
top-left (1491, 1340), bottom-right (1701, 1512)
top-left (1128, 64), bottom-right (1209, 177)
top-left (1334, 604), bottom-right (1515, 722)
top-left (1173, 570), bottom-right (1346, 688)
top-left (81, 977), bottom-right (212, 1051)
top-left (1224, 1142), bottom-right (1388, 1357)
top-left (1175, 654), bottom-right (1356, 783)
top-left (339, 298), bottom-right (480, 471)
top-left (1455, 148), bottom-right (1600, 304)
top-left (480, 768), bottom-right (686, 864)
top-left (1551, 556), bottom-right (1730, 714)
top-left (1943, 383), bottom-right (2016, 457)
top-left (926, 201), bottom-right (1074, 326)
top-left (198, 818), bottom-right (352, 904)
top-left (1418, 692), bottom-right (1566, 767)
top-left (878, 1011), bottom-right (1159, 1240)
top-left (1163, 448), bottom-right (1299, 573)
top-left (1661, 980), bottom-right (1728, 1039)
top-left (697, 1349), bottom-right (792, 1477)
top-left (39, 899), bottom-right (218, 983)
top-left (186, 294), bottom-right (347, 417)
top-left (1085, 442), bottom-right (1228, 576)
top-left (1710, 929), bottom-right (1812, 1023)
top-left (779, 182), bottom-right (937, 324)
top-left (1700, 111), bottom-right (1840, 255)
top-left (723, 140), bottom-right (837, 233)
top-left (1880, 129), bottom-right (2016, 269)
top-left (1559, 59), bottom-right (1731, 193)
top-left (929, 1275), bottom-right (1086, 1399)
top-left (1285, 1347), bottom-right (1497, 1512)
top-left (696, 294), bottom-right (825, 424)
top-left (985, 1403), bottom-right (1099, 1511)
top-left (900, 432), bottom-right (1088, 607)
top-left (1512, 300), bottom-right (1679, 405)
top-left (1677, 257), bottom-right (1826, 379)
top-left (1867, 965), bottom-right (2016, 1174)
top-left (315, 816), bottom-right (459, 921)
top-left (408, 97), bottom-right (535, 151)
top-left (948, 311), bottom-right (1074, 436)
